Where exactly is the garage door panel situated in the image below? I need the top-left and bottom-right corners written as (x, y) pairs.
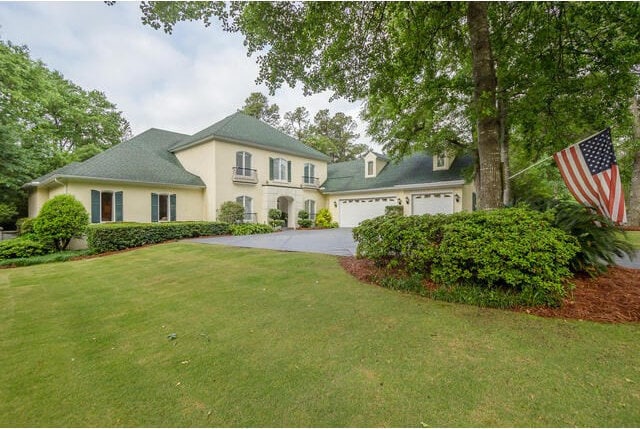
top-left (339, 196), bottom-right (396, 227)
top-left (412, 193), bottom-right (454, 215)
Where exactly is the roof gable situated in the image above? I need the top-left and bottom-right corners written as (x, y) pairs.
top-left (170, 111), bottom-right (330, 161)
top-left (322, 152), bottom-right (473, 193)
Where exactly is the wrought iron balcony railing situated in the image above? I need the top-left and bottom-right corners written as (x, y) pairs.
top-left (232, 167), bottom-right (258, 184)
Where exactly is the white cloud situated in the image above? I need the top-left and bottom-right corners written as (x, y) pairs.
top-left (0, 1), bottom-right (375, 149)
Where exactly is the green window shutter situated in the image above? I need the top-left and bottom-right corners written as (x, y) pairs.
top-left (91, 190), bottom-right (100, 223)
top-left (269, 157), bottom-right (274, 180)
top-left (472, 192), bottom-right (477, 212)
top-left (151, 193), bottom-right (159, 222)
top-left (115, 191), bottom-right (123, 222)
top-left (170, 194), bottom-right (176, 221)
top-left (287, 160), bottom-right (292, 182)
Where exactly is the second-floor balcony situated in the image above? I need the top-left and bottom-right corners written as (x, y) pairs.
top-left (301, 176), bottom-right (320, 188)
top-left (233, 167), bottom-right (258, 184)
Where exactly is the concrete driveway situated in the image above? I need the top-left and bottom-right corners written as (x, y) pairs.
top-left (188, 228), bottom-right (357, 256)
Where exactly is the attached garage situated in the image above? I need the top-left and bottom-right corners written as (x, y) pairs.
top-left (411, 192), bottom-right (454, 215)
top-left (339, 196), bottom-right (397, 227)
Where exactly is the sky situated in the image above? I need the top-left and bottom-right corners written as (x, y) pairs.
top-left (0, 1), bottom-right (373, 147)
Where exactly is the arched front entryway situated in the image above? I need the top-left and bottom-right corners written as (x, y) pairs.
top-left (276, 196), bottom-right (294, 227)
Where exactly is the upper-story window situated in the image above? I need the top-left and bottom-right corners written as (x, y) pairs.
top-left (270, 157), bottom-right (290, 182)
top-left (436, 154), bottom-right (446, 168)
top-left (367, 160), bottom-right (374, 176)
top-left (303, 163), bottom-right (316, 185)
top-left (235, 151), bottom-right (252, 176)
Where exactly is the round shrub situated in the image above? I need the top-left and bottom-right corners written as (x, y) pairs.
top-left (431, 208), bottom-right (579, 306)
top-left (33, 195), bottom-right (89, 251)
top-left (16, 217), bottom-right (36, 236)
top-left (218, 201), bottom-right (245, 224)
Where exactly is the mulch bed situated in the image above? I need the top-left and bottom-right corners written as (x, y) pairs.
top-left (339, 256), bottom-right (640, 324)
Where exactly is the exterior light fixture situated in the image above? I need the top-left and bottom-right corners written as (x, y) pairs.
top-left (333, 201), bottom-right (337, 208)
top-left (405, 196), bottom-right (410, 205)
top-left (397, 198), bottom-right (402, 205)
top-left (455, 193), bottom-right (460, 203)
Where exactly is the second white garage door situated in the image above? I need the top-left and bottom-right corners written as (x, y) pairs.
top-left (339, 196), bottom-right (397, 227)
top-left (412, 193), bottom-right (454, 215)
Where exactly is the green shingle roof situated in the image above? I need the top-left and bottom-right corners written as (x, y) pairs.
top-left (170, 111), bottom-right (330, 161)
top-left (322, 153), bottom-right (473, 193)
top-left (27, 129), bottom-right (205, 187)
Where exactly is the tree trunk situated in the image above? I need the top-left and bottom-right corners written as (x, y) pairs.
top-left (628, 93), bottom-right (640, 226)
top-left (498, 96), bottom-right (511, 206)
top-left (467, 1), bottom-right (503, 210)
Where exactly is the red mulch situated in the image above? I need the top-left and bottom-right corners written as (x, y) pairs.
top-left (339, 256), bottom-right (640, 324)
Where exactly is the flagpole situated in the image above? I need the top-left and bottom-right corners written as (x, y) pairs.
top-left (508, 155), bottom-right (553, 180)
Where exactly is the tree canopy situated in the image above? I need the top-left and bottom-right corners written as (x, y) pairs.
top-left (140, 1), bottom-right (640, 210)
top-left (0, 40), bottom-right (131, 225)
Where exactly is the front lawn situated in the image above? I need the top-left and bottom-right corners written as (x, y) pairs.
top-left (1, 243), bottom-right (638, 427)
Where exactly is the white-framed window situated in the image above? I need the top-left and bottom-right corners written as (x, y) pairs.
top-left (304, 199), bottom-right (316, 220)
top-left (236, 151), bottom-right (252, 176)
top-left (273, 158), bottom-right (288, 181)
top-left (436, 154), bottom-right (446, 168)
top-left (367, 160), bottom-right (374, 176)
top-left (303, 163), bottom-right (316, 184)
top-left (236, 195), bottom-right (254, 222)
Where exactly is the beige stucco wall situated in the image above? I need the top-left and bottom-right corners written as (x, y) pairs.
top-left (30, 180), bottom-right (204, 223)
top-left (175, 138), bottom-right (329, 223)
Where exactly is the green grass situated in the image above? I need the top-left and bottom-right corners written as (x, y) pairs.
top-left (626, 230), bottom-right (640, 249)
top-left (0, 249), bottom-right (91, 268)
top-left (1, 243), bottom-right (638, 427)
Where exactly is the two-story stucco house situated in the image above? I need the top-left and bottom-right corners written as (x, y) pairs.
top-left (25, 112), bottom-right (476, 227)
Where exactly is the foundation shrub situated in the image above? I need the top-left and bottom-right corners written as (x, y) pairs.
top-left (315, 208), bottom-right (335, 228)
top-left (33, 194), bottom-right (89, 251)
top-left (0, 237), bottom-right (50, 260)
top-left (229, 223), bottom-right (273, 235)
top-left (86, 222), bottom-right (230, 253)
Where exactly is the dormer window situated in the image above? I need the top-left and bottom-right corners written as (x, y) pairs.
top-left (433, 153), bottom-right (453, 171)
top-left (367, 161), bottom-right (374, 176)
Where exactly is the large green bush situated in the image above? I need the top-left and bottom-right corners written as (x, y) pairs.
top-left (353, 213), bottom-right (456, 271)
top-left (218, 201), bottom-right (245, 224)
top-left (431, 208), bottom-right (579, 306)
top-left (0, 237), bottom-right (50, 260)
top-left (354, 208), bottom-right (580, 307)
top-left (86, 222), bottom-right (230, 253)
top-left (33, 195), bottom-right (89, 251)
top-left (526, 198), bottom-right (636, 274)
top-left (16, 218), bottom-right (36, 236)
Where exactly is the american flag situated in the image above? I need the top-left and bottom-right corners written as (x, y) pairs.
top-left (553, 128), bottom-right (627, 224)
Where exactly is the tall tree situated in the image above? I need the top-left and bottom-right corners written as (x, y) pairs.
top-left (0, 40), bottom-right (131, 222)
top-left (282, 106), bottom-right (310, 141)
top-left (307, 109), bottom-right (367, 162)
top-left (239, 91), bottom-right (281, 127)
top-left (140, 1), bottom-right (640, 210)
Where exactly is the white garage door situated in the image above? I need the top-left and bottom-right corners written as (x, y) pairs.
top-left (412, 193), bottom-right (454, 215)
top-left (339, 196), bottom-right (396, 227)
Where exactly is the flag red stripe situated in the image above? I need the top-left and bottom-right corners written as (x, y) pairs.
top-left (556, 148), bottom-right (603, 213)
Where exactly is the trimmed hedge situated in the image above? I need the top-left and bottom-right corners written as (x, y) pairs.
top-left (86, 222), bottom-right (230, 253)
